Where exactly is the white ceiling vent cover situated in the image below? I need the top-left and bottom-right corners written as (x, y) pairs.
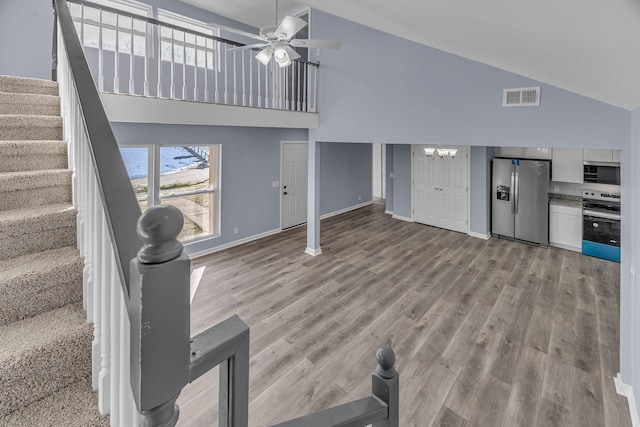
top-left (503, 86), bottom-right (541, 107)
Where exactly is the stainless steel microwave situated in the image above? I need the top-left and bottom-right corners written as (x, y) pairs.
top-left (584, 162), bottom-right (620, 185)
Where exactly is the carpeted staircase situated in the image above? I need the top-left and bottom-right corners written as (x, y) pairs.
top-left (0, 75), bottom-right (108, 426)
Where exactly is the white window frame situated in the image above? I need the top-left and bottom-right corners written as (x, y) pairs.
top-left (70, 0), bottom-right (153, 57)
top-left (157, 9), bottom-right (220, 70)
top-left (119, 144), bottom-right (221, 243)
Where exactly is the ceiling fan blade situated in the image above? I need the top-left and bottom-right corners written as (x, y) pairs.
top-left (289, 39), bottom-right (342, 49)
top-left (284, 45), bottom-right (301, 61)
top-left (227, 43), bottom-right (269, 52)
top-left (274, 16), bottom-right (307, 40)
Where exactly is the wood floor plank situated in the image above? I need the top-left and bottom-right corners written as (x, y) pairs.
top-left (175, 202), bottom-right (629, 427)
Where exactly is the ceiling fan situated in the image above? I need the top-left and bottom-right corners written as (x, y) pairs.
top-left (226, 1), bottom-right (342, 67)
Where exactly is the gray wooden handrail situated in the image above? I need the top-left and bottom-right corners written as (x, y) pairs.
top-left (271, 347), bottom-right (399, 427)
top-left (54, 0), bottom-right (142, 295)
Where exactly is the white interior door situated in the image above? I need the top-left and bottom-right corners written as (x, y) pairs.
top-left (412, 145), bottom-right (468, 233)
top-left (281, 142), bottom-right (308, 229)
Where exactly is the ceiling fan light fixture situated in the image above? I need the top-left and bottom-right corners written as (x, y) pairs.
top-left (256, 46), bottom-right (273, 65)
top-left (274, 46), bottom-right (289, 63)
top-left (277, 57), bottom-right (292, 67)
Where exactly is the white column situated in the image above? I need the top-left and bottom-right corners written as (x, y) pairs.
top-left (305, 140), bottom-right (322, 256)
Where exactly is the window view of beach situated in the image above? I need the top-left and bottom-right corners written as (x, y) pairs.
top-left (120, 145), bottom-right (217, 241)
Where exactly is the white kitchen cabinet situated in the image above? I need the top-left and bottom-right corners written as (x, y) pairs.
top-left (549, 204), bottom-right (582, 252)
top-left (584, 149), bottom-right (614, 162)
top-left (613, 150), bottom-right (622, 162)
top-left (498, 147), bottom-right (524, 158)
top-left (524, 147), bottom-right (552, 159)
top-left (552, 149), bottom-right (583, 183)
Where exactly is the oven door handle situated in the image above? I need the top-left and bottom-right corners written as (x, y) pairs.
top-left (583, 209), bottom-right (621, 221)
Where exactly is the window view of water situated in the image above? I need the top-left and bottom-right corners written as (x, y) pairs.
top-left (120, 146), bottom-right (200, 179)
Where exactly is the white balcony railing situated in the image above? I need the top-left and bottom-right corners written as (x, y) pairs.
top-left (67, 0), bottom-right (319, 112)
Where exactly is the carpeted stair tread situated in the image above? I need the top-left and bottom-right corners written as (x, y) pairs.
top-left (0, 303), bottom-right (92, 416)
top-left (0, 377), bottom-right (108, 427)
top-left (0, 141), bottom-right (67, 172)
top-left (0, 75), bottom-right (58, 96)
top-left (0, 246), bottom-right (83, 326)
top-left (0, 92), bottom-right (60, 116)
top-left (0, 115), bottom-right (62, 141)
top-left (0, 169), bottom-right (71, 211)
top-left (0, 203), bottom-right (76, 260)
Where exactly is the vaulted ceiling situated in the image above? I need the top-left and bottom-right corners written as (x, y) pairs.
top-left (183, 0), bottom-right (640, 110)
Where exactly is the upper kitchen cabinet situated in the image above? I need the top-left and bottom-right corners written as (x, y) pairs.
top-left (498, 147), bottom-right (524, 158)
top-left (552, 149), bottom-right (583, 183)
top-left (524, 147), bottom-right (552, 159)
top-left (613, 150), bottom-right (622, 162)
top-left (584, 149), bottom-right (615, 162)
top-left (497, 147), bottom-right (552, 159)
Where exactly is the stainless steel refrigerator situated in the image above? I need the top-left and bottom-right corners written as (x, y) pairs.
top-left (492, 158), bottom-right (550, 245)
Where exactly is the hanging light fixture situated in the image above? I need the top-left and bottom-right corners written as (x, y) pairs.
top-left (423, 147), bottom-right (458, 162)
top-left (255, 46), bottom-right (274, 65)
top-left (273, 46), bottom-right (291, 67)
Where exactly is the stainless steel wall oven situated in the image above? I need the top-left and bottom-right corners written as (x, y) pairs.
top-left (582, 189), bottom-right (620, 262)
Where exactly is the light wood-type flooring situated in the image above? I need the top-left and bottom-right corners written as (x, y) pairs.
top-left (177, 202), bottom-right (631, 426)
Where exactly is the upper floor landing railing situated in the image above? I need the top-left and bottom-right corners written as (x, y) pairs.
top-left (66, 0), bottom-right (319, 112)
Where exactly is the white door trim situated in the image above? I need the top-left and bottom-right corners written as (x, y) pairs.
top-left (411, 144), bottom-right (470, 234)
top-left (280, 140), bottom-right (309, 231)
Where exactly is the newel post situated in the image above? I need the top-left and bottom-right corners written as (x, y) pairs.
top-left (51, 0), bottom-right (58, 81)
top-left (130, 205), bottom-right (191, 426)
top-left (372, 347), bottom-right (399, 427)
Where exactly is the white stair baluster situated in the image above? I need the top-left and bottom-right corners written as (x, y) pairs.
top-left (214, 41), bottom-right (219, 103)
top-left (114, 13), bottom-right (120, 93)
top-left (249, 52), bottom-right (253, 106)
top-left (182, 31), bottom-right (186, 100)
top-left (204, 40), bottom-right (209, 102)
top-left (98, 217), bottom-right (112, 414)
top-left (98, 9), bottom-right (104, 91)
top-left (302, 63), bottom-right (307, 111)
top-left (224, 48), bottom-right (228, 104)
top-left (144, 22), bottom-right (149, 96)
top-left (170, 29), bottom-right (175, 98)
top-left (110, 249), bottom-right (122, 421)
top-left (257, 60), bottom-right (261, 108)
top-left (194, 35), bottom-right (198, 101)
top-left (296, 61), bottom-right (300, 111)
top-left (157, 24), bottom-right (162, 97)
top-left (233, 51), bottom-right (237, 105)
top-left (241, 50), bottom-right (246, 106)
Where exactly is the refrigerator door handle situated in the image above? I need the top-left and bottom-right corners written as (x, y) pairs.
top-left (510, 169), bottom-right (516, 214)
top-left (514, 169), bottom-right (520, 214)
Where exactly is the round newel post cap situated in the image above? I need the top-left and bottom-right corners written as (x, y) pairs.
top-left (136, 205), bottom-right (184, 264)
top-left (375, 346), bottom-right (396, 379)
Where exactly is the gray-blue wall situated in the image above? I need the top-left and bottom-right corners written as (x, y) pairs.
top-left (469, 146), bottom-right (494, 236)
top-left (320, 142), bottom-right (372, 215)
top-left (385, 144), bottom-right (394, 213)
top-left (391, 145), bottom-right (411, 218)
top-left (0, 0), bottom-right (255, 80)
top-left (111, 123), bottom-right (307, 255)
top-left (622, 107), bottom-right (640, 409)
top-left (0, 0), bottom-right (53, 79)
top-left (308, 10), bottom-right (630, 149)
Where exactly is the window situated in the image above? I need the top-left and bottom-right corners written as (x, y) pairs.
top-left (120, 145), bottom-right (220, 242)
top-left (69, 0), bottom-right (152, 56)
top-left (157, 10), bottom-right (217, 69)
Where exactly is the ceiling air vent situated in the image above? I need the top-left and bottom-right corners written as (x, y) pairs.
top-left (503, 86), bottom-right (541, 107)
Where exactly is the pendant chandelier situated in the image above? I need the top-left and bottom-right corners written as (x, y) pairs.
top-left (423, 147), bottom-right (458, 162)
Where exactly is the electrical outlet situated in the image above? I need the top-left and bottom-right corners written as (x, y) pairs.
top-left (553, 184), bottom-right (560, 192)
top-left (272, 181), bottom-right (279, 188)
top-left (233, 227), bottom-right (239, 235)
top-left (359, 195), bottom-right (362, 201)
top-left (390, 172), bottom-right (394, 178)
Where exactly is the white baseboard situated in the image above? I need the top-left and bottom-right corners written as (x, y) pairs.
top-left (187, 228), bottom-right (281, 259)
top-left (384, 210), bottom-right (393, 215)
top-left (392, 214), bottom-right (413, 223)
top-left (320, 201), bottom-right (373, 220)
top-left (468, 231), bottom-right (491, 240)
top-left (305, 247), bottom-right (322, 256)
top-left (549, 242), bottom-right (581, 252)
top-left (615, 373), bottom-right (640, 427)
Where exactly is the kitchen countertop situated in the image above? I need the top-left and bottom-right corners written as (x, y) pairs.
top-left (549, 193), bottom-right (582, 209)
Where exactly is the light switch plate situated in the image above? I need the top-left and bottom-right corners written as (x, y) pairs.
top-left (272, 181), bottom-right (279, 188)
